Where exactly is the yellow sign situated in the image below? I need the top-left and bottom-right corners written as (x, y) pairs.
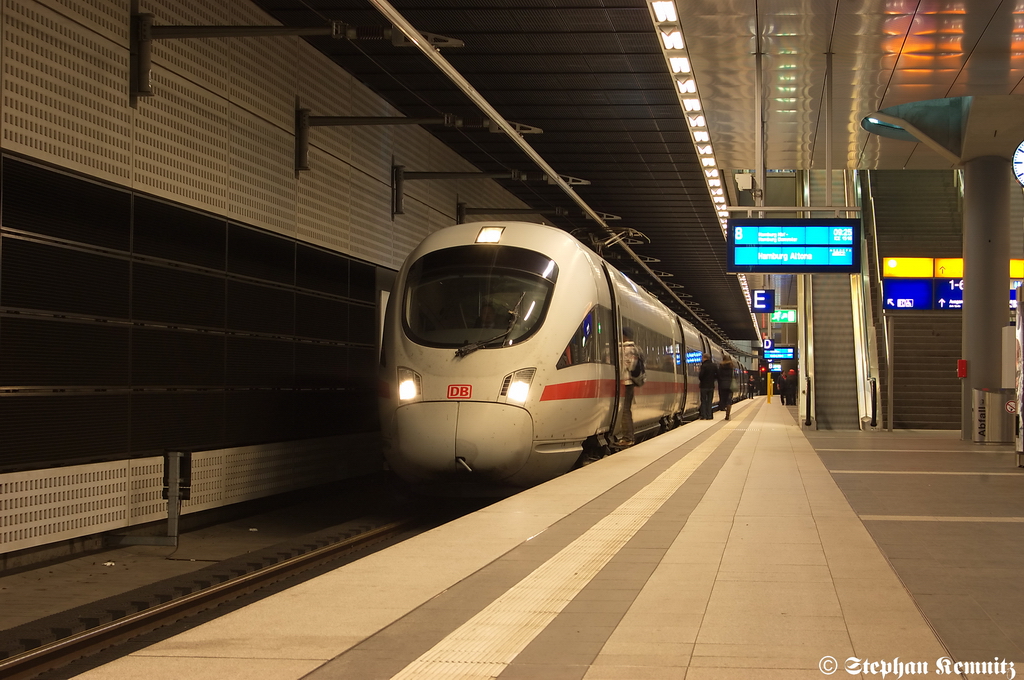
top-left (933, 258), bottom-right (963, 277)
top-left (882, 257), bottom-right (933, 278)
top-left (884, 257), bottom-right (1024, 278)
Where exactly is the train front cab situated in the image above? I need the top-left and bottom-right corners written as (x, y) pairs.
top-left (380, 223), bottom-right (617, 492)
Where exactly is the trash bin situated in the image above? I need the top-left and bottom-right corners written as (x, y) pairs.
top-left (972, 388), bottom-right (1016, 444)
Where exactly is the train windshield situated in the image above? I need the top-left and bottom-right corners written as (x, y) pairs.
top-left (403, 245), bottom-right (558, 349)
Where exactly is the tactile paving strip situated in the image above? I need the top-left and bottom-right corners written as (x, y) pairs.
top-left (390, 419), bottom-right (743, 679)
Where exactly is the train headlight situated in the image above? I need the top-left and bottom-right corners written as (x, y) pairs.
top-left (397, 367), bottom-right (422, 402)
top-left (501, 368), bottom-right (536, 404)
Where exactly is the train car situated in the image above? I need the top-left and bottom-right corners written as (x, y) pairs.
top-left (378, 222), bottom-right (744, 495)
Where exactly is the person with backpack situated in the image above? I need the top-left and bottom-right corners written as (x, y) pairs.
top-left (698, 353), bottom-right (718, 419)
top-left (616, 327), bottom-right (644, 446)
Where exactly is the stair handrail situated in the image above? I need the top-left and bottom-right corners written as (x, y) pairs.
top-left (870, 376), bottom-right (878, 427)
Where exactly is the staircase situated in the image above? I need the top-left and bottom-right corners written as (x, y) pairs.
top-left (866, 170), bottom-right (963, 429)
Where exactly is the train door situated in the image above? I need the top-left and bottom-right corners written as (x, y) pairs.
top-left (672, 318), bottom-right (688, 418)
top-left (600, 262), bottom-right (623, 440)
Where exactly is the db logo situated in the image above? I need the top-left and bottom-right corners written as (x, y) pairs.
top-left (447, 385), bottom-right (472, 399)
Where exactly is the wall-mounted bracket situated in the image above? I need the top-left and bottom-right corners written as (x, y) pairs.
top-left (585, 211), bottom-right (620, 220)
top-left (456, 203), bottom-right (568, 224)
top-left (392, 166), bottom-right (521, 215)
top-left (296, 111), bottom-right (460, 171)
top-left (132, 13), bottom-right (463, 98)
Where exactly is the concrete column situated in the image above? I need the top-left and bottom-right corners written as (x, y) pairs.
top-left (961, 156), bottom-right (1011, 439)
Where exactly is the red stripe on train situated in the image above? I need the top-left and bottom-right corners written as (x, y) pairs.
top-left (539, 379), bottom-right (686, 401)
top-left (539, 379), bottom-right (618, 401)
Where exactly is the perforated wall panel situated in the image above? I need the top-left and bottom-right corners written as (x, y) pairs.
top-left (133, 69), bottom-right (230, 211)
top-left (1, 0), bottom-right (131, 183)
top-left (143, 0), bottom-right (233, 97)
top-left (34, 0), bottom-right (129, 45)
top-left (0, 433), bottom-right (380, 554)
top-left (0, 460), bottom-right (135, 553)
top-left (228, 107), bottom-right (297, 235)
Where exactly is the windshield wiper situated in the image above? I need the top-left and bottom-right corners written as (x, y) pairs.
top-left (455, 292), bottom-right (526, 358)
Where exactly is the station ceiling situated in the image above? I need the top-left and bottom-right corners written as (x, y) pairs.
top-left (249, 0), bottom-right (1024, 346)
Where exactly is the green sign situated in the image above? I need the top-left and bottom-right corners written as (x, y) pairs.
top-left (770, 310), bottom-right (797, 323)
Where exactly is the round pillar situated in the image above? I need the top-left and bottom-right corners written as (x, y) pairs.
top-left (961, 156), bottom-right (1011, 439)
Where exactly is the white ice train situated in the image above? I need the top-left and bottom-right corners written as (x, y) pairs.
top-left (378, 221), bottom-right (748, 495)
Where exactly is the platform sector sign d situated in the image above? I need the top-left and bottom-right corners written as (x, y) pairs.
top-left (727, 218), bottom-right (861, 274)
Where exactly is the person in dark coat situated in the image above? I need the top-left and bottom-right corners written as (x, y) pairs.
top-left (698, 354), bottom-right (718, 419)
top-left (718, 356), bottom-right (735, 420)
top-left (783, 368), bottom-right (798, 405)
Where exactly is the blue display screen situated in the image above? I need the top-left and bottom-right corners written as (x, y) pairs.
top-left (883, 279), bottom-right (933, 309)
top-left (933, 278), bottom-right (963, 310)
top-left (727, 219), bottom-right (861, 273)
top-left (763, 347), bottom-right (795, 360)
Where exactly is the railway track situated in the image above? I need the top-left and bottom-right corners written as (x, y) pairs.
top-left (0, 514), bottom-right (433, 680)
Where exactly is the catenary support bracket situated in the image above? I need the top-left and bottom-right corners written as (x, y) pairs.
top-left (392, 166), bottom-right (522, 215)
top-left (296, 110), bottom-right (461, 171)
top-left (456, 203), bottom-right (568, 224)
top-left (131, 13), bottom-right (463, 98)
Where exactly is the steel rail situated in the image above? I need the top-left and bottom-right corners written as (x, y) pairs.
top-left (0, 517), bottom-right (422, 680)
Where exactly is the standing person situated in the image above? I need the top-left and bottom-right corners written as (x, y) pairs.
top-left (616, 327), bottom-right (640, 446)
top-left (784, 368), bottom-right (799, 406)
top-left (718, 356), bottom-right (735, 420)
top-left (698, 353), bottom-right (718, 419)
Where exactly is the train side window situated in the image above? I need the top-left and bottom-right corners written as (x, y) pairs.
top-left (556, 305), bottom-right (613, 369)
top-left (557, 308), bottom-right (596, 369)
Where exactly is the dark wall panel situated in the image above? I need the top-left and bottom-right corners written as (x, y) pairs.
top-left (349, 304), bottom-right (376, 345)
top-left (1, 238), bottom-right (129, 318)
top-left (296, 294), bottom-right (349, 342)
top-left (0, 395), bottom-right (130, 471)
top-left (350, 260), bottom-right (376, 303)
top-left (226, 280), bottom-right (294, 336)
top-left (347, 346), bottom-right (381, 431)
top-left (133, 262), bottom-right (226, 328)
top-left (134, 197), bottom-right (226, 270)
top-left (131, 392), bottom-right (225, 453)
top-left (226, 336), bottom-right (294, 388)
top-left (224, 391), bottom-right (295, 444)
top-left (132, 328), bottom-right (225, 387)
top-left (227, 224), bottom-right (294, 285)
top-left (0, 317), bottom-right (129, 386)
top-left (0, 156), bottom-right (383, 472)
top-left (295, 343), bottom-right (347, 388)
top-left (294, 391), bottom-right (352, 438)
top-left (297, 244), bottom-right (348, 297)
top-left (1, 157), bottom-right (130, 251)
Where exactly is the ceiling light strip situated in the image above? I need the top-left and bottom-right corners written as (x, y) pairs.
top-left (367, 0), bottom-right (735, 348)
top-left (647, 0), bottom-right (759, 347)
top-left (647, 0), bottom-right (729, 236)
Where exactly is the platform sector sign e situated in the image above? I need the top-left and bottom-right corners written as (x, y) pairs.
top-left (726, 218), bottom-right (861, 274)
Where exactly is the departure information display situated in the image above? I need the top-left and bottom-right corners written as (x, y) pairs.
top-left (763, 346), bottom-right (796, 360)
top-left (727, 218), bottom-right (861, 274)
